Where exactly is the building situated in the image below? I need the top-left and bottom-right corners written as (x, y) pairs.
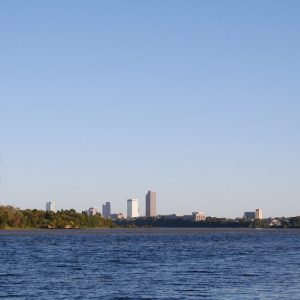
top-left (269, 218), bottom-right (282, 227)
top-left (255, 209), bottom-right (263, 220)
top-left (109, 213), bottom-right (124, 220)
top-left (243, 209), bottom-right (263, 220)
top-left (46, 201), bottom-right (56, 213)
top-left (87, 207), bottom-right (100, 216)
top-left (243, 211), bottom-right (256, 220)
top-left (145, 190), bottom-right (156, 217)
top-left (127, 198), bottom-right (139, 218)
top-left (102, 202), bottom-right (111, 217)
top-left (182, 212), bottom-right (206, 222)
top-left (192, 212), bottom-right (206, 221)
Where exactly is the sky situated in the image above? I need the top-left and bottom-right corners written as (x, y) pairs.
top-left (0, 0), bottom-right (299, 218)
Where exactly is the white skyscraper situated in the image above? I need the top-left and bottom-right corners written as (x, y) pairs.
top-left (127, 198), bottom-right (139, 218)
top-left (46, 201), bottom-right (56, 213)
top-left (255, 209), bottom-right (263, 219)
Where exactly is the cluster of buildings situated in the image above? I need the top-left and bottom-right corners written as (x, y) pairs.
top-left (126, 191), bottom-right (157, 218)
top-left (85, 190), bottom-right (157, 219)
top-left (64, 190), bottom-right (157, 220)
top-left (164, 212), bottom-right (206, 221)
top-left (243, 209), bottom-right (263, 220)
top-left (45, 193), bottom-right (263, 222)
top-left (45, 190), bottom-right (206, 221)
top-left (98, 202), bottom-right (124, 220)
top-left (85, 205), bottom-right (124, 220)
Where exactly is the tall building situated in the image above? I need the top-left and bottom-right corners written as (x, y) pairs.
top-left (46, 201), bottom-right (56, 213)
top-left (102, 202), bottom-right (111, 217)
top-left (255, 209), bottom-right (263, 219)
top-left (127, 198), bottom-right (139, 218)
top-left (145, 190), bottom-right (156, 217)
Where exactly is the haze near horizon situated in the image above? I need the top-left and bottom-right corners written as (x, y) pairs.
top-left (0, 1), bottom-right (299, 218)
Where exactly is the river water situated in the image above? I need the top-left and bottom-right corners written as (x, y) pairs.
top-left (0, 228), bottom-right (299, 299)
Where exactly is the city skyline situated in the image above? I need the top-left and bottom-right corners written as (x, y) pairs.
top-left (41, 197), bottom-right (266, 223)
top-left (0, 1), bottom-right (299, 217)
top-left (0, 179), bottom-right (287, 218)
top-left (1, 2), bottom-right (299, 300)
top-left (45, 196), bottom-right (266, 220)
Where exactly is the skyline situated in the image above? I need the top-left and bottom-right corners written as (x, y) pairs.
top-left (1, 193), bottom-right (267, 220)
top-left (0, 1), bottom-right (300, 217)
top-left (1, 187), bottom-right (269, 219)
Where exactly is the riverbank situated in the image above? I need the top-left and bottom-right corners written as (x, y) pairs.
top-left (0, 206), bottom-right (113, 229)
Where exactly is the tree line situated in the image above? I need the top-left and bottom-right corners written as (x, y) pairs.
top-left (0, 206), bottom-right (113, 229)
top-left (115, 216), bottom-right (300, 228)
top-left (2, 205), bottom-right (300, 229)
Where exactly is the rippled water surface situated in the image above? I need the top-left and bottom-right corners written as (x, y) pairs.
top-left (0, 228), bottom-right (300, 299)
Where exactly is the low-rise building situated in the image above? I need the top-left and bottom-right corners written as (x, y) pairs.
top-left (182, 212), bottom-right (206, 222)
top-left (243, 211), bottom-right (256, 220)
top-left (109, 213), bottom-right (124, 220)
top-left (192, 212), bottom-right (206, 221)
top-left (87, 207), bottom-right (100, 216)
top-left (269, 218), bottom-right (282, 227)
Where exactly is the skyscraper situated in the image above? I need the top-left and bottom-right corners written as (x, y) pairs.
top-left (145, 190), bottom-right (156, 217)
top-left (46, 201), bottom-right (56, 213)
top-left (127, 198), bottom-right (139, 218)
top-left (255, 209), bottom-right (263, 219)
top-left (102, 202), bottom-right (111, 217)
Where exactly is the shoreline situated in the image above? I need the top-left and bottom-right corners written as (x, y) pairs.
top-left (0, 226), bottom-right (297, 231)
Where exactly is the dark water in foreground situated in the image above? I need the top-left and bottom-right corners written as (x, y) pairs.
top-left (0, 228), bottom-right (300, 299)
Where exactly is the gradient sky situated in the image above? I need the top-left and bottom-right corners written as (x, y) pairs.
top-left (0, 1), bottom-right (299, 218)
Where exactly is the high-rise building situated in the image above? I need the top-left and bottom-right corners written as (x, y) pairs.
top-left (46, 201), bottom-right (56, 213)
top-left (255, 209), bottom-right (263, 219)
top-left (127, 198), bottom-right (139, 218)
top-left (102, 202), bottom-right (111, 217)
top-left (145, 190), bottom-right (156, 217)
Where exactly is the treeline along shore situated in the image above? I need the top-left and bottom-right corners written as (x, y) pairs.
top-left (0, 206), bottom-right (113, 229)
top-left (1, 205), bottom-right (300, 229)
top-left (116, 216), bottom-right (300, 229)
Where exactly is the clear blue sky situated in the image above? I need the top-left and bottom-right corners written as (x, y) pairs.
top-left (0, 1), bottom-right (299, 217)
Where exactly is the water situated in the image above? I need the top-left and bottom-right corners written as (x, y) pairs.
top-left (0, 228), bottom-right (300, 299)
